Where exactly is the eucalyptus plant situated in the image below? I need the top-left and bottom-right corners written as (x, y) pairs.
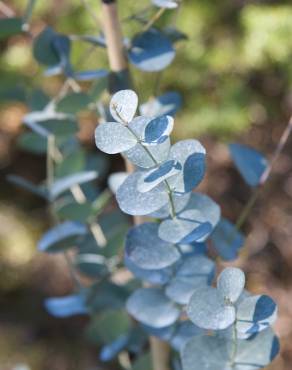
top-left (95, 89), bottom-right (280, 370)
top-left (2, 1), bottom-right (287, 369)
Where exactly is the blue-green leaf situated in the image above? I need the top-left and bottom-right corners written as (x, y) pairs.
top-left (137, 160), bottom-right (181, 193)
top-left (124, 116), bottom-right (171, 168)
top-left (125, 223), bottom-right (180, 269)
top-left (229, 143), bottom-right (268, 187)
top-left (109, 89), bottom-right (138, 124)
top-left (236, 295), bottom-right (277, 337)
top-left (49, 171), bottom-right (98, 200)
top-left (95, 121), bottom-right (138, 154)
top-left (159, 193), bottom-right (220, 243)
top-left (45, 294), bottom-right (88, 317)
top-left (217, 267), bottom-right (245, 304)
top-left (38, 221), bottom-right (87, 253)
top-left (127, 288), bottom-right (180, 328)
top-left (140, 91), bottom-right (182, 117)
top-left (129, 29), bottom-right (175, 72)
top-left (187, 286), bottom-right (236, 330)
top-left (116, 171), bottom-right (169, 215)
top-left (167, 140), bottom-right (206, 194)
top-left (210, 218), bottom-right (245, 260)
top-left (0, 17), bottom-right (23, 39)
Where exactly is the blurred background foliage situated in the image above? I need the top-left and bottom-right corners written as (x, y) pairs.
top-left (1, 0), bottom-right (292, 138)
top-left (1, 1), bottom-right (292, 369)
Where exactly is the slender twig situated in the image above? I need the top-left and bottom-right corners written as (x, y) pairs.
top-left (143, 7), bottom-right (166, 32)
top-left (229, 314), bottom-right (238, 367)
top-left (64, 250), bottom-right (83, 290)
top-left (80, 0), bottom-right (100, 28)
top-left (259, 115), bottom-right (292, 185)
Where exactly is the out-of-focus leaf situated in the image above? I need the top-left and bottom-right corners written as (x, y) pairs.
top-left (128, 29), bottom-right (175, 72)
top-left (37, 221), bottom-right (87, 253)
top-left (211, 218), bottom-right (245, 260)
top-left (56, 92), bottom-right (91, 114)
top-left (229, 143), bottom-right (268, 187)
top-left (49, 171), bottom-right (98, 200)
top-left (33, 27), bottom-right (60, 66)
top-left (7, 175), bottom-right (46, 198)
top-left (0, 18), bottom-right (23, 39)
top-left (45, 293), bottom-right (88, 317)
top-left (140, 91), bottom-right (182, 117)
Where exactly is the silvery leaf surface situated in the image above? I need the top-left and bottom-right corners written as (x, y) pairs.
top-left (126, 287), bottom-right (180, 328)
top-left (123, 116), bottom-right (171, 168)
top-left (236, 295), bottom-right (277, 337)
top-left (116, 171), bottom-right (169, 215)
top-left (143, 115), bottom-right (174, 145)
top-left (149, 192), bottom-right (191, 219)
top-left (217, 267), bottom-right (245, 304)
top-left (125, 222), bottom-right (180, 269)
top-left (95, 121), bottom-right (138, 154)
top-left (137, 160), bottom-right (182, 193)
top-left (167, 140), bottom-right (206, 193)
top-left (109, 89), bottom-right (138, 123)
top-left (187, 286), bottom-right (236, 330)
top-left (108, 172), bottom-right (128, 194)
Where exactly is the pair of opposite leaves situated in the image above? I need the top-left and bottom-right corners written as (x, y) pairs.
top-left (95, 91), bottom-right (207, 224)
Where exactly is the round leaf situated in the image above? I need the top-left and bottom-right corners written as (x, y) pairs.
top-left (126, 288), bottom-right (180, 328)
top-left (128, 29), bottom-right (175, 72)
top-left (159, 193), bottom-right (220, 243)
top-left (95, 121), bottom-right (138, 154)
top-left (217, 267), bottom-right (245, 304)
top-left (109, 89), bottom-right (138, 123)
top-left (125, 255), bottom-right (173, 285)
top-left (125, 223), bottom-right (180, 269)
top-left (137, 160), bottom-right (182, 193)
top-left (167, 140), bottom-right (206, 193)
top-left (236, 295), bottom-right (277, 337)
top-left (143, 115), bottom-right (174, 145)
top-left (165, 255), bottom-right (215, 305)
top-left (123, 116), bottom-right (171, 168)
top-left (187, 286), bottom-right (236, 330)
top-left (116, 171), bottom-right (169, 215)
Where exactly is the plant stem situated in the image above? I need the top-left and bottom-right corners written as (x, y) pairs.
top-left (229, 316), bottom-right (238, 367)
top-left (101, 3), bottom-right (171, 369)
top-left (143, 7), bottom-right (166, 32)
